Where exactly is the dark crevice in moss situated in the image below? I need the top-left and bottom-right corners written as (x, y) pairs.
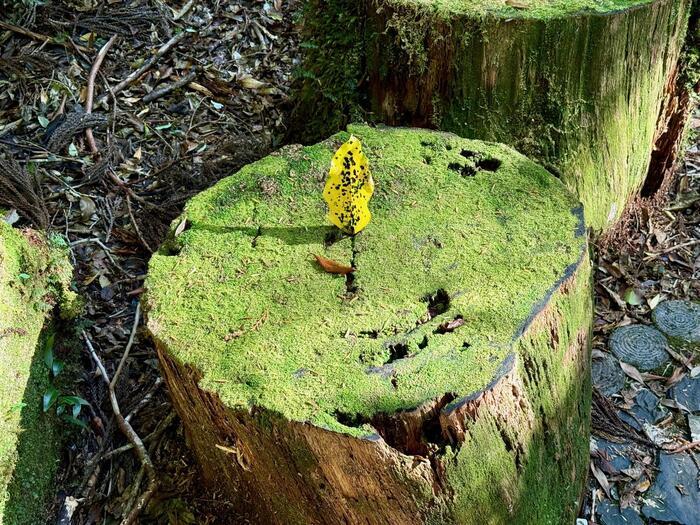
top-left (345, 235), bottom-right (359, 296)
top-left (251, 225), bottom-right (262, 248)
top-left (424, 288), bottom-right (450, 319)
top-left (332, 409), bottom-right (366, 428)
top-left (448, 162), bottom-right (477, 177)
top-left (384, 341), bottom-right (410, 364)
top-left (418, 335), bottom-right (429, 349)
top-left (476, 157), bottom-right (501, 172)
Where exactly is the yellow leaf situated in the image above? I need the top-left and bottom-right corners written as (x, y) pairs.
top-left (323, 136), bottom-right (374, 234)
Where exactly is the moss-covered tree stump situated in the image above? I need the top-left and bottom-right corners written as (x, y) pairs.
top-left (145, 125), bottom-right (593, 524)
top-left (293, 0), bottom-right (692, 230)
top-left (0, 222), bottom-right (76, 525)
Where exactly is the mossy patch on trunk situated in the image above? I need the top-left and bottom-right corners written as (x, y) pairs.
top-left (0, 223), bottom-right (77, 525)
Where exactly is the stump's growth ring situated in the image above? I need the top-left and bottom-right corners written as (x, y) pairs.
top-left (146, 125), bottom-right (593, 524)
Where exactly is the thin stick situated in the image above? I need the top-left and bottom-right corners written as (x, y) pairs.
top-left (97, 32), bottom-right (189, 105)
top-left (111, 302), bottom-right (141, 389)
top-left (85, 35), bottom-right (118, 154)
top-left (102, 408), bottom-right (174, 460)
top-left (0, 20), bottom-right (90, 51)
top-left (667, 440), bottom-right (700, 454)
top-left (173, 0), bottom-right (196, 20)
top-left (142, 70), bottom-right (197, 103)
top-left (126, 195), bottom-right (155, 253)
top-left (126, 377), bottom-right (164, 422)
top-left (83, 331), bottom-right (157, 525)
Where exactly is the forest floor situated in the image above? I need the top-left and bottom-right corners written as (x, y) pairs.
top-left (0, 1), bottom-right (698, 524)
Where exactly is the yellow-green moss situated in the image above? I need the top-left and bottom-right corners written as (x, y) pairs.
top-left (0, 223), bottom-right (76, 525)
top-left (390, 0), bottom-right (651, 19)
top-left (441, 255), bottom-right (592, 524)
top-left (145, 125), bottom-right (585, 436)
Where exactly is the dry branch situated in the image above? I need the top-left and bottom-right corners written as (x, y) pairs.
top-left (0, 20), bottom-right (90, 51)
top-left (82, 303), bottom-right (157, 525)
top-left (85, 35), bottom-right (118, 155)
top-left (97, 32), bottom-right (189, 105)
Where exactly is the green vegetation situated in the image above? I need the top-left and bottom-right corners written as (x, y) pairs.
top-left (391, 0), bottom-right (651, 18)
top-left (146, 124), bottom-right (585, 436)
top-left (0, 222), bottom-right (77, 525)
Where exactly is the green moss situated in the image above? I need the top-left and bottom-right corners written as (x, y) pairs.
top-left (444, 255), bottom-right (592, 524)
top-left (146, 125), bottom-right (585, 437)
top-left (386, 0), bottom-right (651, 19)
top-left (0, 223), bottom-right (74, 525)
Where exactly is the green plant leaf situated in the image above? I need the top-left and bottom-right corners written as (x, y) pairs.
top-left (43, 387), bottom-right (59, 412)
top-left (59, 395), bottom-right (89, 407)
top-left (38, 115), bottom-right (49, 128)
top-left (18, 273), bottom-right (30, 281)
top-left (52, 359), bottom-right (64, 377)
top-left (44, 346), bottom-right (54, 369)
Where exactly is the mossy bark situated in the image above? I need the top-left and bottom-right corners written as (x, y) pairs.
top-left (291, 0), bottom-right (692, 231)
top-left (147, 126), bottom-right (593, 524)
top-left (0, 224), bottom-right (76, 525)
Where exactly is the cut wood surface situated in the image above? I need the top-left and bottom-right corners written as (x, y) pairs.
top-left (145, 125), bottom-right (593, 524)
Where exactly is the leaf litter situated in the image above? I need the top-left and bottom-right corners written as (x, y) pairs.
top-left (0, 0), bottom-right (300, 522)
top-left (583, 115), bottom-right (700, 524)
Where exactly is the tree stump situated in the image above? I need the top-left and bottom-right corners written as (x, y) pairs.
top-left (0, 222), bottom-right (76, 525)
top-left (292, 0), bottom-right (693, 230)
top-left (145, 125), bottom-right (593, 524)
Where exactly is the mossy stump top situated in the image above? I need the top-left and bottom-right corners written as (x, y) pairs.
top-left (386, 0), bottom-right (651, 18)
top-left (145, 125), bottom-right (585, 436)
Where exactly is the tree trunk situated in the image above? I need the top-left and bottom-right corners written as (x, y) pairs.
top-left (146, 125), bottom-right (593, 524)
top-left (291, 0), bottom-right (693, 231)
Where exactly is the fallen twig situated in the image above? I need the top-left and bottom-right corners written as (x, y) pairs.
top-left (666, 440), bottom-right (700, 454)
top-left (174, 0), bottom-right (196, 20)
top-left (83, 313), bottom-right (157, 525)
top-left (101, 408), bottom-right (175, 461)
top-left (0, 20), bottom-right (90, 51)
top-left (142, 70), bottom-right (197, 103)
top-left (97, 32), bottom-right (190, 105)
top-left (85, 35), bottom-right (118, 155)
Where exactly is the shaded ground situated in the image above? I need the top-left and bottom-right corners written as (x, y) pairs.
top-left (581, 116), bottom-right (700, 525)
top-left (0, 1), bottom-right (698, 523)
top-left (1, 0), bottom-right (299, 523)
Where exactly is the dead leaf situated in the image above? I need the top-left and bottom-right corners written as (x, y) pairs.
top-left (175, 218), bottom-right (187, 237)
top-left (620, 361), bottom-right (646, 385)
top-left (314, 254), bottom-right (354, 275)
top-left (590, 462), bottom-right (612, 499)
